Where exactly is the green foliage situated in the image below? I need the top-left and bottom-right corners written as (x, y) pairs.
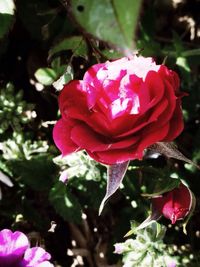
top-left (70, 0), bottom-right (141, 50)
top-left (34, 68), bottom-right (58, 86)
top-left (0, 83), bottom-right (34, 135)
top-left (115, 222), bottom-right (177, 267)
top-left (49, 36), bottom-right (88, 59)
top-left (49, 181), bottom-right (82, 224)
top-left (9, 155), bottom-right (57, 190)
top-left (0, 0), bottom-right (200, 266)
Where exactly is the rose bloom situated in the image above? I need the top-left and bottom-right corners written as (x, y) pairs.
top-left (53, 56), bottom-right (184, 165)
top-left (152, 183), bottom-right (192, 224)
top-left (0, 229), bottom-right (53, 267)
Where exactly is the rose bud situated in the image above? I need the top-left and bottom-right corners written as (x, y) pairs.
top-left (53, 56), bottom-right (184, 165)
top-left (152, 183), bottom-right (193, 224)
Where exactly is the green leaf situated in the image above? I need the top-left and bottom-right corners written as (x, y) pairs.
top-left (142, 178), bottom-right (180, 197)
top-left (0, 0), bottom-right (15, 39)
top-left (0, 170), bottom-right (13, 187)
top-left (49, 181), bottom-right (82, 224)
top-left (70, 0), bottom-right (142, 50)
top-left (8, 155), bottom-right (56, 191)
top-left (52, 65), bottom-right (74, 91)
top-left (182, 48), bottom-right (200, 57)
top-left (176, 56), bottom-right (191, 73)
top-left (101, 49), bottom-right (124, 59)
top-left (111, 0), bottom-right (141, 49)
top-left (49, 36), bottom-right (88, 59)
top-left (34, 68), bottom-right (58, 86)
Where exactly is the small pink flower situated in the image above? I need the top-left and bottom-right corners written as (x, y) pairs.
top-left (152, 183), bottom-right (192, 224)
top-left (53, 56), bottom-right (184, 165)
top-left (0, 229), bottom-right (53, 267)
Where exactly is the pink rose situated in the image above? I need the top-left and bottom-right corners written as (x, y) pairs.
top-left (53, 56), bottom-right (184, 165)
top-left (152, 183), bottom-right (192, 224)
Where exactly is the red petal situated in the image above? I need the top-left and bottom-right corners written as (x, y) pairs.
top-left (137, 122), bottom-right (170, 153)
top-left (53, 118), bottom-right (80, 156)
top-left (71, 123), bottom-right (140, 152)
top-left (158, 65), bottom-right (180, 95)
top-left (144, 71), bottom-right (165, 109)
top-left (163, 100), bottom-right (184, 141)
top-left (83, 63), bottom-right (104, 85)
top-left (116, 98), bottom-right (168, 139)
top-left (59, 80), bottom-right (90, 120)
top-left (87, 145), bottom-right (139, 165)
top-left (59, 80), bottom-right (98, 119)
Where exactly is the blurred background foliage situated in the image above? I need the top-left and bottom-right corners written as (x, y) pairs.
top-left (0, 0), bottom-right (200, 266)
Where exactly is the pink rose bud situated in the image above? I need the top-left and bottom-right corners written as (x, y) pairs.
top-left (152, 183), bottom-right (192, 224)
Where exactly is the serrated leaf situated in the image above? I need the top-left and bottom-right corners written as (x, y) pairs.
top-left (34, 68), bottom-right (58, 86)
top-left (99, 161), bottom-right (129, 215)
top-left (49, 36), bottom-right (88, 59)
top-left (149, 142), bottom-right (199, 169)
top-left (70, 0), bottom-right (141, 50)
top-left (49, 181), bottom-right (82, 224)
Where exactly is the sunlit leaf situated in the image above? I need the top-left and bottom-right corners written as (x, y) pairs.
top-left (53, 65), bottom-right (74, 91)
top-left (0, 170), bottom-right (13, 187)
top-left (99, 161), bottom-right (129, 215)
top-left (0, 0), bottom-right (15, 38)
top-left (34, 68), bottom-right (58, 86)
top-left (70, 0), bottom-right (142, 50)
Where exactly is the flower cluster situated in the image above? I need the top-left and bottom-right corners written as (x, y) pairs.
top-left (0, 229), bottom-right (53, 267)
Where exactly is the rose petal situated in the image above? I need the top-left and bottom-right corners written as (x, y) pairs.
top-left (71, 123), bottom-right (140, 152)
top-left (137, 122), bottom-right (170, 154)
top-left (87, 145), bottom-right (139, 165)
top-left (116, 98), bottom-right (168, 138)
top-left (53, 118), bottom-right (80, 156)
top-left (159, 65), bottom-right (180, 94)
top-left (83, 63), bottom-right (104, 85)
top-left (163, 100), bottom-right (184, 141)
top-left (59, 80), bottom-right (91, 120)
